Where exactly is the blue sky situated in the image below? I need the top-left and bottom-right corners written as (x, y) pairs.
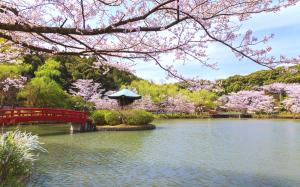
top-left (133, 3), bottom-right (300, 83)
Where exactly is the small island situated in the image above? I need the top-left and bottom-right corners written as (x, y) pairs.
top-left (90, 109), bottom-right (156, 132)
top-left (89, 88), bottom-right (156, 131)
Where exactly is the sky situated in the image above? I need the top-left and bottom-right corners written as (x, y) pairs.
top-left (133, 3), bottom-right (300, 83)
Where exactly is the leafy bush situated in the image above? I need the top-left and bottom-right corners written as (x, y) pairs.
top-left (69, 96), bottom-right (95, 112)
top-left (90, 110), bottom-right (109, 125)
top-left (0, 131), bottom-right (46, 186)
top-left (90, 110), bottom-right (153, 126)
top-left (123, 110), bottom-right (154, 126)
top-left (18, 77), bottom-right (71, 108)
top-left (104, 110), bottom-right (122, 126)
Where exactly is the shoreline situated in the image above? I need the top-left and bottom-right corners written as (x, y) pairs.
top-left (154, 113), bottom-right (300, 120)
top-left (95, 124), bottom-right (156, 131)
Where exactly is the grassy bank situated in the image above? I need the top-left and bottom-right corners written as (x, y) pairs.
top-left (253, 112), bottom-right (300, 119)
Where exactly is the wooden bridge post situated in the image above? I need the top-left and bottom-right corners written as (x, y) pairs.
top-left (70, 123), bottom-right (81, 133)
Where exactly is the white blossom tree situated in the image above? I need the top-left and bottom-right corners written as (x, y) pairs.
top-left (69, 79), bottom-right (119, 109)
top-left (0, 75), bottom-right (27, 107)
top-left (0, 0), bottom-right (299, 81)
top-left (261, 83), bottom-right (300, 113)
top-left (89, 94), bottom-right (119, 110)
top-left (282, 84), bottom-right (300, 113)
top-left (161, 94), bottom-right (196, 114)
top-left (219, 90), bottom-right (275, 114)
top-left (69, 79), bottom-right (102, 101)
top-left (130, 95), bottom-right (158, 112)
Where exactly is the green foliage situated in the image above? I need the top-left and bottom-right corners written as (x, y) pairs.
top-left (18, 77), bottom-right (70, 108)
top-left (128, 80), bottom-right (218, 111)
top-left (18, 58), bottom-right (73, 108)
top-left (90, 110), bottom-right (109, 125)
top-left (22, 55), bottom-right (45, 78)
top-left (0, 55), bottom-right (137, 109)
top-left (0, 131), bottom-right (45, 186)
top-left (90, 109), bottom-right (153, 126)
top-left (34, 59), bottom-right (61, 79)
top-left (184, 90), bottom-right (217, 111)
top-left (127, 80), bottom-right (181, 103)
top-left (104, 110), bottom-right (122, 126)
top-left (122, 110), bottom-right (154, 125)
top-left (0, 64), bottom-right (31, 79)
top-left (0, 64), bottom-right (31, 108)
top-left (54, 55), bottom-right (138, 90)
top-left (69, 96), bottom-right (95, 112)
top-left (220, 65), bottom-right (300, 94)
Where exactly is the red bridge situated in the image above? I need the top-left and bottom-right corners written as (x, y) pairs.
top-left (0, 108), bottom-right (87, 128)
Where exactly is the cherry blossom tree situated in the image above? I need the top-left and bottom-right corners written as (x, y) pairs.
top-left (0, 0), bottom-right (299, 80)
top-left (259, 82), bottom-right (300, 113)
top-left (69, 79), bottom-right (119, 109)
top-left (282, 84), bottom-right (300, 113)
top-left (161, 94), bottom-right (195, 114)
top-left (69, 79), bottom-right (102, 101)
top-left (89, 94), bottom-right (119, 110)
top-left (130, 95), bottom-right (158, 112)
top-left (219, 90), bottom-right (275, 113)
top-left (283, 96), bottom-right (300, 113)
top-left (182, 79), bottom-right (224, 93)
top-left (262, 83), bottom-right (288, 95)
top-left (0, 75), bottom-right (27, 107)
top-left (262, 82), bottom-right (289, 102)
top-left (1, 75), bottom-right (26, 92)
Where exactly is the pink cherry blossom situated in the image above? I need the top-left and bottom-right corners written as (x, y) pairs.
top-left (161, 94), bottom-right (196, 114)
top-left (1, 75), bottom-right (27, 92)
top-left (69, 79), bottom-right (119, 109)
top-left (130, 95), bottom-right (158, 112)
top-left (89, 94), bottom-right (119, 110)
top-left (0, 0), bottom-right (299, 81)
top-left (219, 90), bottom-right (275, 113)
top-left (69, 79), bottom-right (102, 101)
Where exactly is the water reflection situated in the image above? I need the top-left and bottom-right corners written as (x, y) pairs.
top-left (3, 123), bottom-right (71, 136)
top-left (5, 119), bottom-right (300, 187)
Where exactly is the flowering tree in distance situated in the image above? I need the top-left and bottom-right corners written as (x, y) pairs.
top-left (282, 84), bottom-right (300, 113)
top-left (219, 90), bottom-right (274, 114)
top-left (89, 94), bottom-right (119, 110)
top-left (261, 83), bottom-right (300, 113)
top-left (162, 94), bottom-right (196, 114)
top-left (69, 79), bottom-right (119, 109)
top-left (69, 79), bottom-right (102, 101)
top-left (0, 75), bottom-right (26, 107)
top-left (130, 95), bottom-right (158, 112)
top-left (0, 0), bottom-right (299, 80)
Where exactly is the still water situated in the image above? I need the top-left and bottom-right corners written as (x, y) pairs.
top-left (9, 119), bottom-right (300, 187)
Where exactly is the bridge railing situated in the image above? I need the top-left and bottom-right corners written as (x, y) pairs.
top-left (0, 108), bottom-right (87, 126)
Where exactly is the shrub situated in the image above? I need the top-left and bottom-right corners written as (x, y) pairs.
top-left (89, 110), bottom-right (154, 126)
top-left (104, 111), bottom-right (122, 126)
top-left (69, 96), bottom-right (95, 112)
top-left (123, 110), bottom-right (154, 126)
top-left (0, 131), bottom-right (46, 186)
top-left (90, 110), bottom-right (106, 125)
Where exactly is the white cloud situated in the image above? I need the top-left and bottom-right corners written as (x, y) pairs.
top-left (133, 3), bottom-right (300, 83)
top-left (243, 3), bottom-right (300, 32)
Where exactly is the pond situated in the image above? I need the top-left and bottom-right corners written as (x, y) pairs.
top-left (8, 119), bottom-right (300, 187)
